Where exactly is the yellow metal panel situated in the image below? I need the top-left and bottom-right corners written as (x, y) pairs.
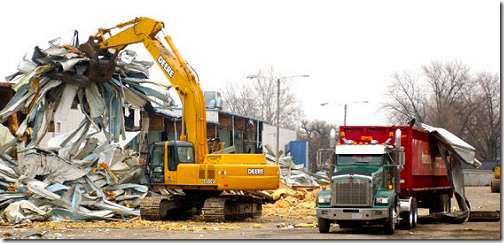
top-left (204, 154), bottom-right (267, 165)
top-left (176, 164), bottom-right (199, 185)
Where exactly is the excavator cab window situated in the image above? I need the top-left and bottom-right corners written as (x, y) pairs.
top-left (167, 142), bottom-right (195, 171)
top-left (177, 146), bottom-right (194, 163)
top-left (167, 145), bottom-right (176, 171)
top-left (148, 145), bottom-right (166, 183)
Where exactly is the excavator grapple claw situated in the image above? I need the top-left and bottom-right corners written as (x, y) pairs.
top-left (79, 37), bottom-right (118, 83)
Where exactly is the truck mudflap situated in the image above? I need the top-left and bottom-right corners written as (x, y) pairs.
top-left (316, 208), bottom-right (388, 221)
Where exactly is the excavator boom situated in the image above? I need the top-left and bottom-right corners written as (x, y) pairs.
top-left (88, 17), bottom-right (207, 164)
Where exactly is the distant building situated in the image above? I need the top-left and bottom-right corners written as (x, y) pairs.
top-left (150, 107), bottom-right (267, 155)
top-left (462, 160), bottom-right (500, 186)
top-left (0, 84), bottom-right (297, 163)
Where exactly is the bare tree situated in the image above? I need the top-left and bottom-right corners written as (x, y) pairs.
top-left (221, 83), bottom-right (258, 118)
top-left (422, 60), bottom-right (476, 136)
top-left (385, 71), bottom-right (428, 125)
top-left (468, 72), bottom-right (501, 160)
top-left (298, 119), bottom-right (337, 172)
top-left (222, 66), bottom-right (304, 129)
top-left (384, 60), bottom-right (500, 160)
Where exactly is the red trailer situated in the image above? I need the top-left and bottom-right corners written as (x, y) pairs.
top-left (315, 125), bottom-right (460, 234)
top-left (340, 126), bottom-right (453, 212)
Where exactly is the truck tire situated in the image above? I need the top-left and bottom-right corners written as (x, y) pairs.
top-left (490, 180), bottom-right (500, 193)
top-left (411, 198), bottom-right (418, 228)
top-left (318, 217), bottom-right (331, 233)
top-left (400, 208), bottom-right (413, 230)
top-left (403, 197), bottom-right (419, 229)
top-left (429, 193), bottom-right (450, 214)
top-left (384, 205), bottom-right (396, 234)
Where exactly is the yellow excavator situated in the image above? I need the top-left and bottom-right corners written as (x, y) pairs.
top-left (491, 166), bottom-right (500, 193)
top-left (80, 17), bottom-right (280, 221)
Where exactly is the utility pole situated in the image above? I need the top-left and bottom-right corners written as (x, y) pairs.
top-left (276, 78), bottom-right (280, 165)
top-left (247, 74), bottom-right (309, 165)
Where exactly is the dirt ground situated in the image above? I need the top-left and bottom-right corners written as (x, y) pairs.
top-left (0, 186), bottom-right (500, 240)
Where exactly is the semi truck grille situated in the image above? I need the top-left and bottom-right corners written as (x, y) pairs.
top-left (331, 178), bottom-right (372, 207)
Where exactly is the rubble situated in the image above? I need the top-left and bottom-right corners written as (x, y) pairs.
top-left (27, 219), bottom-right (243, 232)
top-left (0, 36), bottom-right (171, 224)
top-left (263, 144), bottom-right (330, 187)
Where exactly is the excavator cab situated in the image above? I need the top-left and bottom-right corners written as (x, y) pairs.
top-left (146, 141), bottom-right (195, 184)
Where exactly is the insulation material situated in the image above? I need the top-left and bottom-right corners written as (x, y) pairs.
top-left (261, 186), bottom-right (319, 223)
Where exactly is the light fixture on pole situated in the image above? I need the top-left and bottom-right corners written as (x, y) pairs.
top-left (247, 74), bottom-right (309, 165)
top-left (320, 100), bottom-right (369, 126)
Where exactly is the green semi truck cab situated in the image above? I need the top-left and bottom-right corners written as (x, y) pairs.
top-left (316, 129), bottom-right (416, 234)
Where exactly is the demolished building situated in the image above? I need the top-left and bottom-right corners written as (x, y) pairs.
top-left (0, 32), bottom-right (278, 224)
top-left (0, 35), bottom-right (178, 223)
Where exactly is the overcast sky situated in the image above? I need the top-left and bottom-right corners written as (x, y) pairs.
top-left (0, 0), bottom-right (500, 127)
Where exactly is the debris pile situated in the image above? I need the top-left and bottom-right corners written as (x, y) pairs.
top-left (28, 219), bottom-right (243, 231)
top-left (261, 183), bottom-right (319, 222)
top-left (0, 36), bottom-right (172, 224)
top-left (270, 187), bottom-right (319, 209)
top-left (263, 144), bottom-right (330, 187)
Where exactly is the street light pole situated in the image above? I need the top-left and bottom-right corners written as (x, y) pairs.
top-left (247, 74), bottom-right (309, 165)
top-left (276, 78), bottom-right (280, 165)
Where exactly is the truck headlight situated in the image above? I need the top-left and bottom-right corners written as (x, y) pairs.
top-left (318, 195), bottom-right (331, 204)
top-left (375, 197), bottom-right (389, 205)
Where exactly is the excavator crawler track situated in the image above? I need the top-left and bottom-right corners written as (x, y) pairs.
top-left (140, 196), bottom-right (170, 221)
top-left (140, 194), bottom-right (207, 221)
top-left (202, 195), bottom-right (262, 221)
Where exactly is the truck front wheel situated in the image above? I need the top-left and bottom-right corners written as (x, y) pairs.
top-left (384, 205), bottom-right (396, 234)
top-left (318, 217), bottom-right (331, 233)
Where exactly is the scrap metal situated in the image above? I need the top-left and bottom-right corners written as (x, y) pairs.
top-left (0, 35), bottom-right (173, 224)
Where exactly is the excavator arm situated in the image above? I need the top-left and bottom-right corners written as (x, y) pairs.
top-left (81, 17), bottom-right (279, 222)
top-left (85, 17), bottom-right (208, 164)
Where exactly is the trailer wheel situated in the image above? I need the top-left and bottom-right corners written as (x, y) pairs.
top-left (384, 204), bottom-right (396, 234)
top-left (318, 217), bottom-right (331, 233)
top-left (429, 194), bottom-right (450, 214)
top-left (411, 198), bottom-right (418, 228)
top-left (400, 208), bottom-right (413, 230)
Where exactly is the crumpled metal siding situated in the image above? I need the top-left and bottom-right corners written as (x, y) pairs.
top-left (0, 35), bottom-right (175, 224)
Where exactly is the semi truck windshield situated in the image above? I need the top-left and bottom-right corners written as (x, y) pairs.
top-left (336, 154), bottom-right (383, 166)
